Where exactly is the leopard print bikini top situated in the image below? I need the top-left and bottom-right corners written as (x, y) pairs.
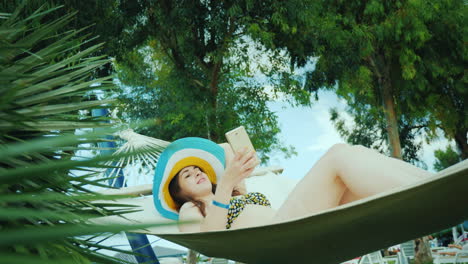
top-left (226, 192), bottom-right (271, 229)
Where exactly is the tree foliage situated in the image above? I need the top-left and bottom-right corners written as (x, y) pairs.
top-left (330, 101), bottom-right (427, 167)
top-left (254, 1), bottom-right (466, 262)
top-left (257, 0), bottom-right (467, 161)
top-left (1, 0), bottom-right (311, 162)
top-left (433, 145), bottom-right (463, 172)
top-left (115, 39), bottom-right (302, 162)
top-left (112, 0), bottom-right (312, 162)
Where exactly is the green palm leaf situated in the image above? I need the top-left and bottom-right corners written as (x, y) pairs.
top-left (0, 4), bottom-right (172, 263)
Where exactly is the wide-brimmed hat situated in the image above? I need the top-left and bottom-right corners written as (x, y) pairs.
top-left (153, 137), bottom-right (226, 220)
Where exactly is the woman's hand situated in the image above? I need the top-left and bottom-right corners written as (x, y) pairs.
top-left (221, 148), bottom-right (258, 189)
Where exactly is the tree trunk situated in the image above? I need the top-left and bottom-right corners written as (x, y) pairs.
top-left (187, 249), bottom-right (198, 264)
top-left (205, 112), bottom-right (211, 140)
top-left (454, 130), bottom-right (468, 159)
top-left (378, 68), bottom-right (433, 264)
top-left (379, 76), bottom-right (402, 159)
top-left (207, 63), bottom-right (221, 142)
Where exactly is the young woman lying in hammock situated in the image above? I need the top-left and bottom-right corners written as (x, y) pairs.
top-left (152, 137), bottom-right (432, 232)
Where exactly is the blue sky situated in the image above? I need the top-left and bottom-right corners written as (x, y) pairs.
top-left (266, 90), bottom-right (347, 180)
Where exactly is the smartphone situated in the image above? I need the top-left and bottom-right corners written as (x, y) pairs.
top-left (225, 126), bottom-right (255, 154)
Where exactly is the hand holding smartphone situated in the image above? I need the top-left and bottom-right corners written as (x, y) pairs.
top-left (225, 126), bottom-right (260, 168)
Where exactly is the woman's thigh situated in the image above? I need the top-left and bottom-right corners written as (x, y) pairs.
top-left (271, 145), bottom-right (348, 223)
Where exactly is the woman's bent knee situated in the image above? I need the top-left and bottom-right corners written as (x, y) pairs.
top-left (322, 143), bottom-right (352, 176)
top-left (325, 143), bottom-right (351, 159)
top-left (352, 144), bottom-right (370, 151)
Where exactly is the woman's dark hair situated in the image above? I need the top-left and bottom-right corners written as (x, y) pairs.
top-left (169, 167), bottom-right (241, 217)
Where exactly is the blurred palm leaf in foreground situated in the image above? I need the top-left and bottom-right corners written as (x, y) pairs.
top-left (0, 4), bottom-right (164, 264)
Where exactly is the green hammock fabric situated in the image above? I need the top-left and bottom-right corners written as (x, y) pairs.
top-left (156, 160), bottom-right (468, 264)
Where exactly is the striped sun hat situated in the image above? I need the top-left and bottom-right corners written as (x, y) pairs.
top-left (153, 137), bottom-right (226, 220)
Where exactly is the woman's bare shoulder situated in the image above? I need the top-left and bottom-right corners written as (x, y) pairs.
top-left (179, 202), bottom-right (203, 220)
top-left (178, 202), bottom-right (203, 232)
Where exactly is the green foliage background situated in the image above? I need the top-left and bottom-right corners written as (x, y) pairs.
top-left (249, 0), bottom-right (467, 166)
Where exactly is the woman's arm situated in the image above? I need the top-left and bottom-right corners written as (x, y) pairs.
top-left (200, 149), bottom-right (257, 232)
top-left (219, 143), bottom-right (248, 195)
top-left (200, 180), bottom-right (236, 231)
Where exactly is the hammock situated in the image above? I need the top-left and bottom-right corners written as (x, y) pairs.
top-left (94, 130), bottom-right (468, 264)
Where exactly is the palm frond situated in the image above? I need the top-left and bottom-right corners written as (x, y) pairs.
top-left (0, 4), bottom-right (172, 263)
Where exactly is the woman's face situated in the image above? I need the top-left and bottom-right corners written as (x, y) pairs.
top-left (177, 165), bottom-right (212, 199)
